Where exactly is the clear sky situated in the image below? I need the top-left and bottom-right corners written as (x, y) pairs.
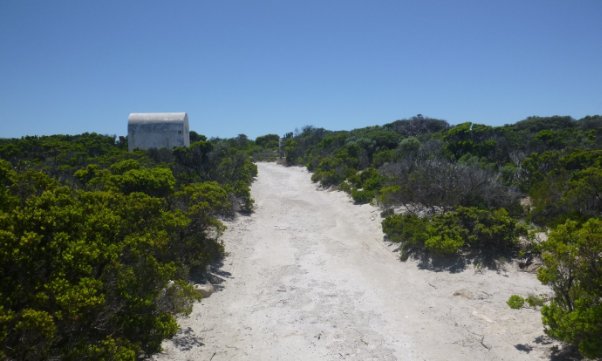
top-left (1, 0), bottom-right (601, 139)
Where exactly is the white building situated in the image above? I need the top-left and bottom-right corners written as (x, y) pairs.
top-left (127, 112), bottom-right (190, 151)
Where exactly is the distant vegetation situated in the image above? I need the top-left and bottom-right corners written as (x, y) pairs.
top-left (0, 132), bottom-right (256, 360)
top-left (281, 115), bottom-right (602, 358)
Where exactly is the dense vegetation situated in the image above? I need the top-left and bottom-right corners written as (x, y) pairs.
top-left (0, 133), bottom-right (256, 360)
top-left (282, 115), bottom-right (601, 357)
top-left (1, 116), bottom-right (599, 358)
top-left (538, 218), bottom-right (601, 357)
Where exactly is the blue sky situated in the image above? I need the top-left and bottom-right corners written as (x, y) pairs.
top-left (1, 0), bottom-right (601, 139)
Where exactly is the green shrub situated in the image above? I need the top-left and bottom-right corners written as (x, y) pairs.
top-left (378, 185), bottom-right (401, 207)
top-left (382, 213), bottom-right (430, 259)
top-left (311, 157), bottom-right (351, 187)
top-left (382, 206), bottom-right (525, 258)
top-left (424, 234), bottom-right (464, 255)
top-left (507, 295), bottom-right (525, 309)
top-left (538, 218), bottom-right (602, 358)
top-left (351, 189), bottom-right (374, 204)
top-left (453, 207), bottom-right (525, 252)
top-left (118, 167), bottom-right (175, 197)
top-left (0, 133), bottom-right (256, 360)
top-left (382, 214), bottom-right (428, 245)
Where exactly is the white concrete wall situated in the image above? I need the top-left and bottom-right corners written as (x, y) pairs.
top-left (128, 120), bottom-right (190, 151)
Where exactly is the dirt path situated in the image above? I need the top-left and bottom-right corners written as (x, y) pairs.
top-left (152, 162), bottom-right (552, 361)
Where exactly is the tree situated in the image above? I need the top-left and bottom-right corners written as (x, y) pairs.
top-left (0, 159), bottom-right (16, 210)
top-left (383, 116), bottom-right (449, 136)
top-left (562, 167), bottom-right (602, 220)
top-left (255, 134), bottom-right (280, 149)
top-left (537, 218), bottom-right (602, 358)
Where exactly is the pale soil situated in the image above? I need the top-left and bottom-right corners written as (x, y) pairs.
top-left (152, 162), bottom-right (555, 361)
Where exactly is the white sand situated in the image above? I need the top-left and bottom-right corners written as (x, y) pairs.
top-left (152, 162), bottom-right (554, 361)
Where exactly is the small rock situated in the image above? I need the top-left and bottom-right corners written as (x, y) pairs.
top-left (194, 283), bottom-right (215, 298)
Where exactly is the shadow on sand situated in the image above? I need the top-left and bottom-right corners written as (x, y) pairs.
top-left (514, 335), bottom-right (584, 361)
top-left (397, 246), bottom-right (516, 273)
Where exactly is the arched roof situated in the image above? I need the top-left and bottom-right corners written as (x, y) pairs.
top-left (128, 112), bottom-right (188, 123)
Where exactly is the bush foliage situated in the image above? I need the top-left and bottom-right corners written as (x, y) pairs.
top-left (382, 207), bottom-right (525, 258)
top-left (537, 218), bottom-right (602, 358)
top-left (0, 133), bottom-right (256, 360)
top-left (282, 114), bottom-right (601, 355)
top-left (507, 295), bottom-right (525, 309)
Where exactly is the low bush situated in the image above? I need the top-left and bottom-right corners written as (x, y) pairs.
top-left (538, 218), bottom-right (602, 358)
top-left (382, 207), bottom-right (526, 258)
top-left (351, 189), bottom-right (374, 204)
top-left (507, 295), bottom-right (526, 309)
top-left (382, 214), bottom-right (428, 254)
top-left (0, 133), bottom-right (256, 360)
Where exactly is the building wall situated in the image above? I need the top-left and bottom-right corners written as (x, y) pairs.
top-left (128, 121), bottom-right (190, 151)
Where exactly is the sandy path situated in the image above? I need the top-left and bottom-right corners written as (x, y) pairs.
top-left (152, 162), bottom-right (552, 361)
